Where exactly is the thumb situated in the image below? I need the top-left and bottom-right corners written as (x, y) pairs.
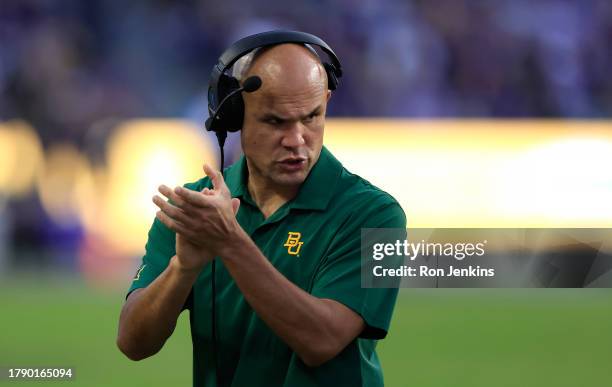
top-left (231, 198), bottom-right (241, 215)
top-left (203, 163), bottom-right (230, 196)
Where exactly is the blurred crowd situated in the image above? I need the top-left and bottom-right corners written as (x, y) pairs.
top-left (2, 0), bottom-right (612, 277)
top-left (1, 0), bottom-right (612, 147)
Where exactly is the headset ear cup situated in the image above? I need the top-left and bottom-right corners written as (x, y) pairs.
top-left (216, 75), bottom-right (245, 132)
top-left (323, 62), bottom-right (339, 90)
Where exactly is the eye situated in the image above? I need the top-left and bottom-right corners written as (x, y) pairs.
top-left (263, 117), bottom-right (282, 125)
top-left (303, 112), bottom-right (319, 123)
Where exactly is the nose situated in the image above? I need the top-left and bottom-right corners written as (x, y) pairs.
top-left (280, 122), bottom-right (306, 148)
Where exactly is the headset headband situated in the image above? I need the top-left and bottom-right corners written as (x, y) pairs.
top-left (208, 30), bottom-right (342, 109)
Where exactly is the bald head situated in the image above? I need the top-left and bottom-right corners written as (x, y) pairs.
top-left (243, 44), bottom-right (328, 97)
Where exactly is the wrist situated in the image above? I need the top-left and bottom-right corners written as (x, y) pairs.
top-left (219, 226), bottom-right (251, 260)
top-left (170, 254), bottom-right (206, 278)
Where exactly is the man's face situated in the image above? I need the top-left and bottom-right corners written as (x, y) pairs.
top-left (241, 47), bottom-right (330, 190)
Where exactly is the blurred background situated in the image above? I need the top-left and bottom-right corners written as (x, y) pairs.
top-left (1, 0), bottom-right (612, 386)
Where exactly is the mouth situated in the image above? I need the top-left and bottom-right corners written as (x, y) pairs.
top-left (277, 157), bottom-right (307, 172)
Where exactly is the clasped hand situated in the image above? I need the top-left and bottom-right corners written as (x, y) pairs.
top-left (152, 164), bottom-right (241, 271)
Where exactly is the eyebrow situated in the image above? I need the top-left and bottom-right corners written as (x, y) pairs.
top-left (259, 104), bottom-right (323, 122)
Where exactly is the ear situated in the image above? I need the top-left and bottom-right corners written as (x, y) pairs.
top-left (326, 90), bottom-right (332, 102)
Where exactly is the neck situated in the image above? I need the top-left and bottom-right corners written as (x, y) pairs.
top-left (247, 174), bottom-right (299, 219)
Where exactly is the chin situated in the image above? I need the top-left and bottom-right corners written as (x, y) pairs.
top-left (271, 171), bottom-right (308, 187)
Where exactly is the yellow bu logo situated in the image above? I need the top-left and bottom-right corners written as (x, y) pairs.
top-left (284, 232), bottom-right (304, 256)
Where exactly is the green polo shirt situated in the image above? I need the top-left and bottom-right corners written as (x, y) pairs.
top-left (128, 146), bottom-right (406, 386)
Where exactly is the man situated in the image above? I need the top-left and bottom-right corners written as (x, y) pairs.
top-left (117, 41), bottom-right (406, 386)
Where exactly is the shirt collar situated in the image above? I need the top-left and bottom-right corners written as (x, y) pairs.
top-left (224, 146), bottom-right (342, 212)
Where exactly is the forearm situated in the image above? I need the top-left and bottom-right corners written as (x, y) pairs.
top-left (117, 255), bottom-right (200, 360)
top-left (221, 230), bottom-right (355, 366)
top-left (152, 170), bottom-right (363, 365)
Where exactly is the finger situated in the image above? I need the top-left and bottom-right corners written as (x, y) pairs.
top-left (160, 185), bottom-right (210, 215)
top-left (231, 197), bottom-right (240, 215)
top-left (158, 185), bottom-right (189, 208)
top-left (174, 186), bottom-right (213, 207)
top-left (155, 210), bottom-right (192, 236)
top-left (203, 164), bottom-right (230, 196)
top-left (157, 212), bottom-right (200, 242)
top-left (201, 187), bottom-right (214, 196)
top-left (152, 195), bottom-right (194, 225)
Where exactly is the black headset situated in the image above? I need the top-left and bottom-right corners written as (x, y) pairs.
top-left (205, 30), bottom-right (343, 135)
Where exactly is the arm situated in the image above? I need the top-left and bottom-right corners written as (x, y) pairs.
top-left (117, 184), bottom-right (237, 360)
top-left (155, 165), bottom-right (365, 367)
top-left (116, 255), bottom-right (199, 361)
top-left (221, 228), bottom-right (365, 367)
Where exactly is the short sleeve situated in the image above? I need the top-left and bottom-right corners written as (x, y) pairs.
top-left (124, 179), bottom-right (209, 311)
top-left (311, 198), bottom-right (407, 340)
top-left (127, 217), bottom-right (176, 297)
